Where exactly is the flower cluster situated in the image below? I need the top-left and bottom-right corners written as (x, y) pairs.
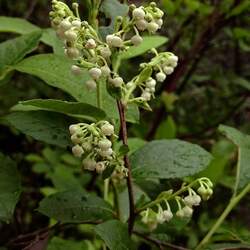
top-left (140, 178), bottom-right (213, 230)
top-left (69, 121), bottom-right (126, 175)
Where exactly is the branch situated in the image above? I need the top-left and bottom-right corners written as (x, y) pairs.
top-left (117, 100), bottom-right (136, 234)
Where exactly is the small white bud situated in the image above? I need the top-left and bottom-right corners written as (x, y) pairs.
top-left (168, 55), bottom-right (178, 65)
top-left (72, 145), bottom-right (84, 158)
top-left (65, 47), bottom-right (80, 59)
top-left (111, 36), bottom-right (123, 47)
top-left (89, 67), bottom-right (102, 80)
top-left (100, 47), bottom-right (111, 58)
top-left (155, 18), bottom-right (163, 27)
top-left (162, 210), bottom-right (173, 222)
top-left (71, 134), bottom-right (81, 144)
top-left (131, 35), bottom-right (143, 46)
top-left (156, 213), bottom-right (165, 224)
top-left (86, 80), bottom-right (97, 91)
top-left (85, 38), bottom-right (96, 49)
top-left (149, 86), bottom-right (155, 93)
top-left (106, 35), bottom-right (114, 46)
top-left (182, 206), bottom-right (193, 218)
top-left (146, 78), bottom-right (156, 88)
top-left (98, 139), bottom-right (112, 150)
top-left (176, 209), bottom-right (185, 218)
top-left (99, 148), bottom-right (113, 157)
top-left (141, 91), bottom-right (151, 101)
top-left (192, 195), bottom-right (201, 206)
top-left (183, 196), bottom-right (194, 207)
top-left (64, 30), bottom-right (77, 42)
top-left (71, 65), bottom-right (82, 75)
top-left (135, 19), bottom-right (148, 31)
top-left (156, 72), bottom-right (166, 82)
top-left (163, 66), bottom-right (174, 75)
top-left (69, 124), bottom-right (78, 135)
top-left (82, 159), bottom-right (96, 171)
top-left (111, 77), bottom-right (124, 87)
top-left (101, 123), bottom-right (114, 136)
top-left (132, 8), bottom-right (145, 20)
top-left (101, 65), bottom-right (111, 77)
top-left (95, 162), bottom-right (106, 173)
top-left (147, 22), bottom-right (159, 33)
top-left (59, 19), bottom-right (72, 31)
top-left (72, 20), bottom-right (81, 28)
top-left (81, 142), bottom-right (92, 151)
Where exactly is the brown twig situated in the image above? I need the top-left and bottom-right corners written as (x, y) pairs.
top-left (133, 230), bottom-right (190, 250)
top-left (117, 100), bottom-right (136, 234)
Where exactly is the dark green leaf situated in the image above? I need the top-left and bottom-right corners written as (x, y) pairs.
top-left (12, 99), bottom-right (106, 121)
top-left (47, 237), bottom-right (88, 250)
top-left (0, 153), bottom-right (22, 222)
top-left (218, 125), bottom-right (250, 190)
top-left (5, 111), bottom-right (72, 147)
top-left (38, 189), bottom-right (114, 223)
top-left (130, 139), bottom-right (212, 179)
top-left (95, 220), bottom-right (134, 250)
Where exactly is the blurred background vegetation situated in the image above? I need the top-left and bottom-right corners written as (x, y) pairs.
top-left (0, 0), bottom-right (250, 249)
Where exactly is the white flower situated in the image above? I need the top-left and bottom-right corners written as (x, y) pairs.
top-left (72, 19), bottom-right (81, 28)
top-left (99, 148), bottom-right (113, 157)
top-left (192, 195), bottom-right (201, 206)
top-left (64, 30), bottom-right (77, 42)
top-left (182, 206), bottom-right (193, 218)
top-left (100, 47), bottom-right (112, 58)
top-left (156, 72), bottom-right (166, 82)
top-left (111, 77), bottom-right (124, 87)
top-left (168, 55), bottom-right (178, 65)
top-left (85, 38), bottom-right (96, 49)
top-left (82, 159), bottom-right (96, 171)
top-left (132, 8), bottom-right (145, 20)
top-left (101, 66), bottom-right (111, 77)
top-left (69, 124), bottom-right (78, 135)
top-left (135, 19), bottom-right (148, 31)
top-left (71, 134), bottom-right (81, 144)
top-left (141, 91), bottom-right (151, 101)
top-left (65, 47), bottom-right (80, 59)
top-left (111, 36), bottom-right (123, 48)
top-left (183, 196), bottom-right (194, 207)
top-left (95, 162), bottom-right (106, 173)
top-left (162, 210), bottom-right (173, 222)
top-left (59, 19), bottom-right (72, 31)
top-left (163, 66), bottom-right (174, 75)
top-left (155, 18), bottom-right (163, 27)
top-left (89, 67), bottom-right (102, 80)
top-left (86, 79), bottom-right (97, 91)
top-left (131, 35), bottom-right (143, 46)
top-left (81, 142), bottom-right (92, 151)
top-left (146, 78), bottom-right (156, 88)
top-left (156, 212), bottom-right (165, 224)
top-left (176, 209), bottom-right (185, 218)
top-left (106, 35), bottom-right (114, 46)
top-left (98, 139), bottom-right (112, 150)
top-left (72, 145), bottom-right (84, 158)
top-left (101, 123), bottom-right (114, 136)
top-left (147, 22), bottom-right (159, 33)
top-left (71, 65), bottom-right (82, 75)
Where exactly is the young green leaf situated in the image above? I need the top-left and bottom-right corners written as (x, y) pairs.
top-left (130, 139), bottom-right (212, 179)
top-left (218, 125), bottom-right (250, 191)
top-left (47, 237), bottom-right (88, 250)
top-left (95, 220), bottom-right (134, 250)
top-left (38, 190), bottom-right (114, 223)
top-left (12, 99), bottom-right (106, 121)
top-left (5, 111), bottom-right (73, 147)
top-left (0, 153), bottom-right (22, 223)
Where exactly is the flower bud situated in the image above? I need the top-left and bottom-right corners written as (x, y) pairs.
top-left (131, 35), bottom-right (143, 46)
top-left (98, 139), bottom-right (112, 150)
top-left (132, 8), bottom-right (145, 20)
top-left (69, 124), bottom-right (79, 135)
top-left (100, 47), bottom-right (112, 58)
top-left (147, 22), bottom-right (159, 33)
top-left (176, 209), bottom-right (185, 218)
top-left (192, 195), bottom-right (201, 206)
top-left (168, 55), bottom-right (178, 65)
top-left (71, 134), bottom-right (81, 144)
top-left (86, 79), bottom-right (97, 91)
top-left (72, 20), bottom-right (81, 28)
top-left (135, 19), bottom-right (148, 31)
top-left (72, 145), bottom-right (84, 158)
top-left (106, 35), bottom-right (114, 46)
top-left (155, 18), bottom-right (163, 27)
top-left (101, 123), bottom-right (114, 136)
top-left (163, 66), bottom-right (174, 75)
top-left (183, 196), bottom-right (194, 207)
top-left (141, 91), bottom-right (151, 101)
top-left (156, 213), bottom-right (165, 224)
top-left (65, 47), bottom-right (80, 59)
top-left (162, 210), bottom-right (173, 222)
top-left (99, 148), bottom-right (113, 157)
top-left (85, 38), bottom-right (96, 49)
top-left (82, 142), bottom-right (92, 151)
top-left (156, 72), bottom-right (166, 82)
top-left (82, 159), bottom-right (96, 171)
top-left (89, 67), bottom-right (102, 80)
top-left (182, 206), bottom-right (193, 218)
top-left (146, 78), bottom-right (156, 88)
top-left (59, 19), bottom-right (72, 31)
top-left (95, 162), bottom-right (106, 173)
top-left (101, 66), bottom-right (111, 77)
top-left (111, 77), bottom-right (124, 87)
top-left (64, 30), bottom-right (77, 42)
top-left (111, 36), bottom-right (123, 47)
top-left (71, 65), bottom-right (82, 75)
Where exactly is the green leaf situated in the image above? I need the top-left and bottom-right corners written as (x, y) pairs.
top-left (130, 139), bottom-right (212, 179)
top-left (0, 16), bottom-right (39, 34)
top-left (12, 99), bottom-right (106, 121)
top-left (38, 190), bottom-right (114, 223)
top-left (95, 220), bottom-right (134, 250)
top-left (118, 36), bottom-right (168, 60)
top-left (5, 111), bottom-right (72, 147)
top-left (47, 237), bottom-right (88, 250)
top-left (228, 0), bottom-right (250, 17)
top-left (0, 153), bottom-right (22, 222)
top-left (155, 116), bottom-right (177, 139)
top-left (13, 54), bottom-right (139, 123)
top-left (0, 31), bottom-right (42, 78)
top-left (218, 125), bottom-right (250, 190)
top-left (206, 243), bottom-right (250, 250)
